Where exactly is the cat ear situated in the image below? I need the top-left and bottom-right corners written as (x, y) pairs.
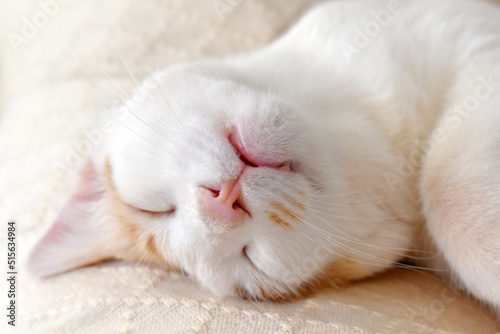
top-left (27, 159), bottom-right (117, 277)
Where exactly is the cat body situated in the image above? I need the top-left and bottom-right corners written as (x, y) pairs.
top-left (28, 0), bottom-right (500, 315)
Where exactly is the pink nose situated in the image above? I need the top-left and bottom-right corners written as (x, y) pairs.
top-left (200, 179), bottom-right (247, 226)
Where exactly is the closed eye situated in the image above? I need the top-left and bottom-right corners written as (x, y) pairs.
top-left (278, 161), bottom-right (296, 172)
top-left (242, 245), bottom-right (255, 267)
top-left (138, 206), bottom-right (176, 215)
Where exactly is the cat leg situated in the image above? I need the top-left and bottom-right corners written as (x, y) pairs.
top-left (420, 76), bottom-right (500, 316)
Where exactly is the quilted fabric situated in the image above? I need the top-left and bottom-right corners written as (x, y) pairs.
top-left (0, 0), bottom-right (498, 333)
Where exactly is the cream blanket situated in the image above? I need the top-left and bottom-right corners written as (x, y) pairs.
top-left (0, 0), bottom-right (498, 333)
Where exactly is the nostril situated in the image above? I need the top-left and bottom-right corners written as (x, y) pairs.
top-left (232, 200), bottom-right (243, 210)
top-left (199, 179), bottom-right (248, 228)
top-left (201, 179), bottom-right (246, 213)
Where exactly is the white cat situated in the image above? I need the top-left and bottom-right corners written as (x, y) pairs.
top-left (27, 0), bottom-right (500, 316)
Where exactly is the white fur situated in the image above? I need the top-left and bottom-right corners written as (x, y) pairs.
top-left (28, 0), bottom-right (500, 315)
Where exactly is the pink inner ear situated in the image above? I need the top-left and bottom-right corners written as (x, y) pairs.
top-left (76, 160), bottom-right (104, 200)
top-left (38, 194), bottom-right (101, 247)
top-left (38, 216), bottom-right (72, 246)
top-left (42, 161), bottom-right (102, 241)
top-left (27, 159), bottom-right (111, 277)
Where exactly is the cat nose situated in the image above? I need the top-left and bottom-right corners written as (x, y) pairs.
top-left (200, 179), bottom-right (247, 227)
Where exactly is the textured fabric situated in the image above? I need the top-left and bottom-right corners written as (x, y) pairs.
top-left (0, 0), bottom-right (499, 333)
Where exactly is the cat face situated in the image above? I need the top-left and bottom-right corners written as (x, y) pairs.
top-left (106, 65), bottom-right (336, 299)
top-left (27, 63), bottom-right (413, 300)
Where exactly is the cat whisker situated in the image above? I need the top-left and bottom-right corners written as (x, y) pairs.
top-left (294, 228), bottom-right (399, 269)
top-left (307, 192), bottom-right (416, 208)
top-left (299, 227), bottom-right (444, 273)
top-left (298, 212), bottom-right (441, 264)
top-left (306, 205), bottom-right (421, 222)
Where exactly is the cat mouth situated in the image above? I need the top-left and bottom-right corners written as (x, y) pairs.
top-left (227, 122), bottom-right (289, 169)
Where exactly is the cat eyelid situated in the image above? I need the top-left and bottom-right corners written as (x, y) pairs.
top-left (280, 161), bottom-right (296, 172)
top-left (242, 245), bottom-right (257, 269)
top-left (138, 206), bottom-right (176, 215)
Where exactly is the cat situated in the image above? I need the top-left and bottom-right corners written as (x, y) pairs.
top-left (27, 0), bottom-right (500, 316)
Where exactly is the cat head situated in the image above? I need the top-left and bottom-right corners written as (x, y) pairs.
top-left (27, 62), bottom-right (413, 300)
